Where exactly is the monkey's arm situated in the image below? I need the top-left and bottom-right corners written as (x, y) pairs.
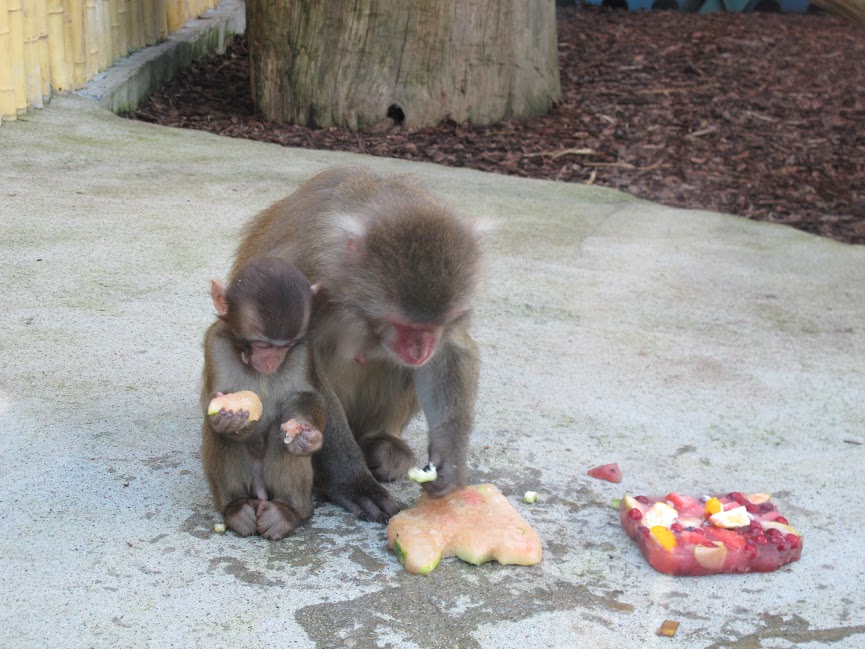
top-left (310, 367), bottom-right (401, 522)
top-left (414, 327), bottom-right (479, 498)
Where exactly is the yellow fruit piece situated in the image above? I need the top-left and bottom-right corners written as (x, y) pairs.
top-left (745, 493), bottom-right (772, 505)
top-left (705, 497), bottom-right (723, 516)
top-left (207, 390), bottom-right (263, 422)
top-left (709, 505), bottom-right (750, 529)
top-left (650, 526), bottom-right (677, 551)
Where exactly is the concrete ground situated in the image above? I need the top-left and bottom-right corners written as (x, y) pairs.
top-left (2, 19), bottom-right (865, 648)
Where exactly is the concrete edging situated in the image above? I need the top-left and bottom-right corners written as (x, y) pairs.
top-left (76, 0), bottom-right (246, 114)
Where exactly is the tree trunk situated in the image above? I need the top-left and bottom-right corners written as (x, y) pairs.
top-left (246, 0), bottom-right (561, 129)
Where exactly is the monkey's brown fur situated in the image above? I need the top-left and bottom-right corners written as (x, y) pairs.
top-left (201, 257), bottom-right (326, 540)
top-left (231, 167), bottom-right (483, 522)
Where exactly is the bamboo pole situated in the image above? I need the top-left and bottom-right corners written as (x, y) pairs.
top-left (0, 0), bottom-right (18, 120)
top-left (36, 0), bottom-right (51, 97)
top-left (165, 0), bottom-right (180, 33)
top-left (140, 0), bottom-right (152, 45)
top-left (116, 0), bottom-right (127, 57)
top-left (68, 0), bottom-right (86, 87)
top-left (154, 0), bottom-right (166, 42)
top-left (47, 0), bottom-right (71, 91)
top-left (8, 0), bottom-right (27, 113)
top-left (22, 0), bottom-right (44, 108)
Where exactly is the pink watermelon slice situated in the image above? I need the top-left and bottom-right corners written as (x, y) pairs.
top-left (620, 492), bottom-right (803, 576)
top-left (587, 463), bottom-right (622, 483)
top-left (386, 484), bottom-right (543, 574)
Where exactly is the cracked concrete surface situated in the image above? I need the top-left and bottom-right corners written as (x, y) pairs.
top-left (2, 87), bottom-right (865, 648)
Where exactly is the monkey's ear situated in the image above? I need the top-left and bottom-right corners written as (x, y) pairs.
top-left (210, 279), bottom-right (230, 316)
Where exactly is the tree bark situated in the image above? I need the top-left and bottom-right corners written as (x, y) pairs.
top-left (246, 0), bottom-right (561, 129)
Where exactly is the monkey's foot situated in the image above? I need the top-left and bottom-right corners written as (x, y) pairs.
top-left (256, 500), bottom-right (303, 540)
top-left (282, 419), bottom-right (323, 456)
top-left (361, 435), bottom-right (416, 483)
top-left (223, 498), bottom-right (260, 536)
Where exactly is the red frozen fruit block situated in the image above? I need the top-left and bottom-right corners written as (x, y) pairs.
top-left (619, 492), bottom-right (803, 576)
top-left (587, 463), bottom-right (622, 483)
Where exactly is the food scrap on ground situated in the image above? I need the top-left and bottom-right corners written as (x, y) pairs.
top-left (587, 463), bottom-right (622, 483)
top-left (621, 492), bottom-right (803, 576)
top-left (523, 491), bottom-right (538, 504)
top-left (658, 620), bottom-right (680, 637)
top-left (386, 484), bottom-right (543, 574)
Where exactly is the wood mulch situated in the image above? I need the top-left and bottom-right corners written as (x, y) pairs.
top-left (128, 7), bottom-right (865, 244)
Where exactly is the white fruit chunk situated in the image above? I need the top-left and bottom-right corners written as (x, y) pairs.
top-left (524, 491), bottom-right (538, 504)
top-left (760, 520), bottom-right (800, 536)
top-left (693, 541), bottom-right (727, 570)
top-left (640, 502), bottom-right (679, 529)
top-left (709, 505), bottom-right (750, 528)
top-left (407, 464), bottom-right (438, 483)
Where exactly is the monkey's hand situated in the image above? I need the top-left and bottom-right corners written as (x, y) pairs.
top-left (421, 452), bottom-right (468, 499)
top-left (210, 407), bottom-right (252, 435)
top-left (281, 419), bottom-right (323, 456)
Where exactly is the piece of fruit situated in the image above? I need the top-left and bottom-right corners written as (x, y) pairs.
top-left (620, 492), bottom-right (803, 576)
top-left (640, 501), bottom-right (679, 529)
top-left (745, 493), bottom-right (772, 505)
top-left (587, 463), bottom-right (622, 483)
top-left (407, 464), bottom-right (438, 483)
top-left (657, 620), bottom-right (679, 637)
top-left (386, 484), bottom-right (543, 574)
top-left (524, 491), bottom-right (538, 504)
top-left (650, 526), bottom-right (677, 551)
top-left (760, 520), bottom-right (800, 537)
top-left (207, 390), bottom-right (263, 421)
top-left (709, 505), bottom-right (750, 529)
top-left (693, 541), bottom-right (727, 570)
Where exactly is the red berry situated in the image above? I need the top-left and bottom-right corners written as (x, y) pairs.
top-left (785, 534), bottom-right (800, 549)
top-left (627, 508), bottom-right (643, 521)
top-left (775, 516), bottom-right (788, 524)
top-left (691, 527), bottom-right (706, 536)
top-left (754, 535), bottom-right (768, 545)
top-left (728, 492), bottom-right (746, 504)
top-left (635, 496), bottom-right (650, 504)
top-left (671, 523), bottom-right (684, 532)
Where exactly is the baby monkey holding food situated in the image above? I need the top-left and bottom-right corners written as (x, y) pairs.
top-left (200, 256), bottom-right (325, 540)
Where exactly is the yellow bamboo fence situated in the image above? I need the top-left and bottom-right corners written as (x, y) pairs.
top-left (0, 0), bottom-right (218, 122)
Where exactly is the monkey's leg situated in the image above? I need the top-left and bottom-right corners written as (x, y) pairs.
top-left (359, 433), bottom-right (415, 483)
top-left (258, 429), bottom-right (314, 540)
top-left (224, 498), bottom-right (260, 536)
top-left (255, 501), bottom-right (304, 541)
top-left (311, 379), bottom-right (401, 523)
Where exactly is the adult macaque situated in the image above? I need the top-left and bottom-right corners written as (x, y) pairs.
top-left (201, 256), bottom-right (325, 540)
top-left (231, 167), bottom-right (483, 523)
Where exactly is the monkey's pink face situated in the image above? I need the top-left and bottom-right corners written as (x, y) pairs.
top-left (386, 318), bottom-right (440, 367)
top-left (243, 341), bottom-right (291, 375)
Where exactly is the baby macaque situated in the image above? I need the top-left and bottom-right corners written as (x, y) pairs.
top-left (200, 256), bottom-right (325, 540)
